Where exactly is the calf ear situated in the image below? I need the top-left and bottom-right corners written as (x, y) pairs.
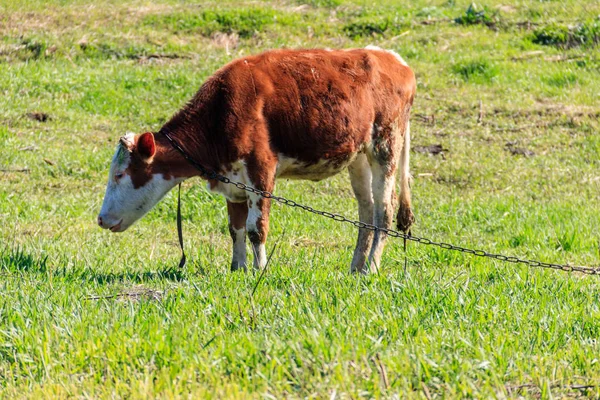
top-left (137, 132), bottom-right (156, 162)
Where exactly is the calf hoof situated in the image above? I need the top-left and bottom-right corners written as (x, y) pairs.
top-left (230, 262), bottom-right (247, 272)
top-left (350, 262), bottom-right (377, 275)
top-left (396, 206), bottom-right (415, 233)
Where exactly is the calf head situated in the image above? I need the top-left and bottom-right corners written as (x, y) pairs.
top-left (98, 132), bottom-right (181, 232)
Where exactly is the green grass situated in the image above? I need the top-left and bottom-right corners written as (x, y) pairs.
top-left (143, 8), bottom-right (302, 39)
top-left (532, 21), bottom-right (600, 48)
top-left (1, 0), bottom-right (600, 398)
top-left (452, 58), bottom-right (499, 83)
top-left (454, 3), bottom-right (496, 27)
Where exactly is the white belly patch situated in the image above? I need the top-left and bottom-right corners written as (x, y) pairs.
top-left (208, 153), bottom-right (358, 200)
top-left (276, 153), bottom-right (358, 181)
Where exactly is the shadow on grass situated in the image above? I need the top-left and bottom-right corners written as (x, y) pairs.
top-left (1, 247), bottom-right (186, 284)
top-left (0, 247), bottom-right (48, 273)
top-left (61, 265), bottom-right (187, 284)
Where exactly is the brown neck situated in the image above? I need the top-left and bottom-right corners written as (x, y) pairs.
top-left (152, 133), bottom-right (204, 180)
top-left (158, 121), bottom-right (226, 181)
top-left (156, 74), bottom-right (238, 179)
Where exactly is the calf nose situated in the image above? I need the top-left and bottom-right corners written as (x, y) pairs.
top-left (97, 215), bottom-right (104, 228)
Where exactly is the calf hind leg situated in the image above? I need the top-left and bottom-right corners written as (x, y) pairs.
top-left (366, 117), bottom-right (410, 271)
top-left (366, 161), bottom-right (397, 272)
top-left (348, 154), bottom-right (374, 274)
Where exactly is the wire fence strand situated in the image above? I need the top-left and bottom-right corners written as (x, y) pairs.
top-left (161, 130), bottom-right (600, 276)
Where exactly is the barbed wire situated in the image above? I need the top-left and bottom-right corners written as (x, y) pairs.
top-left (161, 130), bottom-right (600, 276)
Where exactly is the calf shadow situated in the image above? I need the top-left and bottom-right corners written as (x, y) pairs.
top-left (1, 247), bottom-right (187, 284)
top-left (58, 265), bottom-right (187, 285)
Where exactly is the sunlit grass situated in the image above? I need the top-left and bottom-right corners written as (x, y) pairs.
top-left (1, 0), bottom-right (599, 398)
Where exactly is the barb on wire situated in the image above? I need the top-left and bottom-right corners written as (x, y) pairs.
top-left (161, 130), bottom-right (600, 276)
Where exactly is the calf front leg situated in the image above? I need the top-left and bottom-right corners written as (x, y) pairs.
top-left (247, 194), bottom-right (271, 269)
top-left (245, 160), bottom-right (276, 270)
top-left (227, 200), bottom-right (248, 271)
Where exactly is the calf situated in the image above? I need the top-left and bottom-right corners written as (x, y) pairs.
top-left (98, 46), bottom-right (416, 273)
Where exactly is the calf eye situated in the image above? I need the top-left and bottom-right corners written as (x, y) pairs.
top-left (115, 172), bottom-right (124, 180)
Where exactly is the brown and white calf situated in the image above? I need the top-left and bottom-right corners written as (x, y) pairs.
top-left (98, 46), bottom-right (416, 273)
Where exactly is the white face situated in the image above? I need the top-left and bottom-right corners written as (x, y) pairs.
top-left (97, 133), bottom-right (179, 232)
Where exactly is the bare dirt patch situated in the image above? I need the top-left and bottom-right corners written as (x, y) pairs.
top-left (505, 142), bottom-right (535, 157)
top-left (211, 32), bottom-right (240, 54)
top-left (86, 285), bottom-right (164, 302)
top-left (26, 112), bottom-right (50, 122)
top-left (413, 144), bottom-right (447, 156)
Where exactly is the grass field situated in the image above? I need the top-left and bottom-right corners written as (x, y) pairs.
top-left (1, 0), bottom-right (600, 397)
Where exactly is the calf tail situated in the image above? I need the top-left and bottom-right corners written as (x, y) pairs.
top-left (396, 119), bottom-right (414, 232)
